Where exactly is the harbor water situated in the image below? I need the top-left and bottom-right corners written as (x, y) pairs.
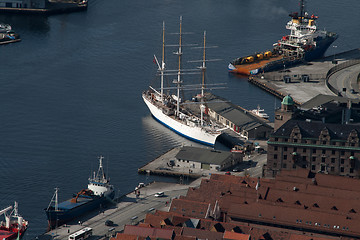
top-left (0, 0), bottom-right (359, 238)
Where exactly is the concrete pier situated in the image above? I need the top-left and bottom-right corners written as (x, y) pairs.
top-left (248, 48), bottom-right (360, 104)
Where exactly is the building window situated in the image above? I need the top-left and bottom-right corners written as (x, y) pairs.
top-left (350, 168), bottom-right (354, 173)
top-left (341, 158), bottom-right (345, 164)
top-left (312, 140), bottom-right (316, 144)
top-left (274, 146), bottom-right (278, 151)
top-left (273, 163), bottom-right (277, 167)
top-left (284, 155), bottom-right (287, 160)
top-left (340, 167), bottom-right (344, 173)
top-left (341, 151), bottom-right (345, 156)
top-left (311, 165), bottom-right (316, 170)
top-left (322, 157), bottom-right (326, 163)
top-left (331, 166), bottom-right (335, 172)
top-left (332, 150), bottom-right (336, 155)
top-left (322, 149), bottom-right (326, 154)
top-left (321, 165), bottom-right (325, 171)
top-left (351, 151), bottom-right (355, 156)
top-left (283, 163), bottom-right (287, 168)
top-left (293, 147), bottom-right (297, 152)
top-left (312, 149), bottom-right (316, 154)
top-left (294, 139), bottom-right (298, 143)
top-left (274, 154), bottom-right (278, 159)
top-left (312, 156), bottom-right (316, 162)
top-left (331, 158), bottom-right (335, 163)
top-left (322, 141), bottom-right (326, 144)
top-left (303, 148), bottom-right (306, 153)
top-left (284, 147), bottom-right (288, 151)
top-left (226, 120), bottom-right (229, 125)
top-left (275, 138), bottom-right (278, 141)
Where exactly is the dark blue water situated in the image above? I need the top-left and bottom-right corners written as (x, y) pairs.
top-left (0, 0), bottom-right (358, 238)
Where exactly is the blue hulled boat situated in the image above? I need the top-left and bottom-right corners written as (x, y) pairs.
top-left (45, 156), bottom-right (115, 229)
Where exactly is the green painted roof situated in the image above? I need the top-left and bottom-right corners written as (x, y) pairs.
top-left (282, 95), bottom-right (294, 105)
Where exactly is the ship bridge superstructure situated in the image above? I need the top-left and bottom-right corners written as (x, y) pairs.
top-left (88, 156), bottom-right (114, 198)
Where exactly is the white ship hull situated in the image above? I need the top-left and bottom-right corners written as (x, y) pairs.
top-left (143, 94), bottom-right (221, 146)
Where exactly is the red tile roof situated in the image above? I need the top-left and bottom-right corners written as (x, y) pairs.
top-left (223, 231), bottom-right (250, 240)
top-left (123, 225), bottom-right (174, 239)
top-left (170, 198), bottom-right (209, 218)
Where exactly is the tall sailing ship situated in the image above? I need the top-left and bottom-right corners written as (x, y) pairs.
top-left (228, 0), bottom-right (338, 75)
top-left (142, 17), bottom-right (223, 146)
top-left (45, 156), bottom-right (115, 229)
top-left (0, 202), bottom-right (28, 240)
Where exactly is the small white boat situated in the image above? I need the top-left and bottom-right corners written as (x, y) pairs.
top-left (251, 105), bottom-right (269, 119)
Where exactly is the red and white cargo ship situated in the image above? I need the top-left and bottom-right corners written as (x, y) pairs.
top-left (0, 202), bottom-right (28, 240)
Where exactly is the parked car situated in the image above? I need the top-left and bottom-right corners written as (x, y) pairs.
top-left (105, 220), bottom-right (114, 226)
top-left (155, 192), bottom-right (164, 197)
top-left (135, 182), bottom-right (145, 190)
top-left (232, 166), bottom-right (241, 172)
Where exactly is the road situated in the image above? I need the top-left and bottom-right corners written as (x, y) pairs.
top-left (230, 152), bottom-right (267, 178)
top-left (328, 64), bottom-right (360, 98)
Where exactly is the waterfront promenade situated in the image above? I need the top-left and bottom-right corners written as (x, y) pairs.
top-left (37, 145), bottom-right (267, 240)
top-left (37, 181), bottom-right (199, 240)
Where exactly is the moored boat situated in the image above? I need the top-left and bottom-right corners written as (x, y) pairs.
top-left (0, 202), bottom-right (28, 240)
top-left (0, 23), bottom-right (20, 45)
top-left (45, 156), bottom-right (115, 229)
top-left (142, 17), bottom-right (223, 146)
top-left (251, 105), bottom-right (269, 120)
top-left (228, 0), bottom-right (338, 75)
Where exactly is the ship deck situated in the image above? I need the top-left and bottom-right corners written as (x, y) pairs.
top-left (232, 55), bottom-right (284, 75)
top-left (0, 230), bottom-right (16, 240)
top-left (57, 196), bottom-right (93, 210)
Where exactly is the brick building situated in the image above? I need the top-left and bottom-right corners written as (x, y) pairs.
top-left (113, 170), bottom-right (360, 239)
top-left (266, 119), bottom-right (360, 178)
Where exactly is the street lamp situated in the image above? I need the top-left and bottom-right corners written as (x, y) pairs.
top-left (332, 45), bottom-right (337, 64)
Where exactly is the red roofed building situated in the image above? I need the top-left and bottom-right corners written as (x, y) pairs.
top-left (123, 225), bottom-right (175, 240)
top-left (223, 231), bottom-right (250, 240)
top-left (162, 169), bottom-right (360, 239)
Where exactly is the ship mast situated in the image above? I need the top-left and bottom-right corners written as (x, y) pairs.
top-left (299, 0), bottom-right (305, 22)
top-left (173, 16), bottom-right (183, 117)
top-left (200, 31), bottom-right (206, 126)
top-left (95, 155), bottom-right (106, 183)
top-left (160, 21), bottom-right (165, 104)
top-left (47, 188), bottom-right (59, 211)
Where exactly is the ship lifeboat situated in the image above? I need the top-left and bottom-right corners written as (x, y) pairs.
top-left (264, 51), bottom-right (272, 58)
top-left (256, 53), bottom-right (263, 60)
top-left (245, 56), bottom-right (254, 63)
